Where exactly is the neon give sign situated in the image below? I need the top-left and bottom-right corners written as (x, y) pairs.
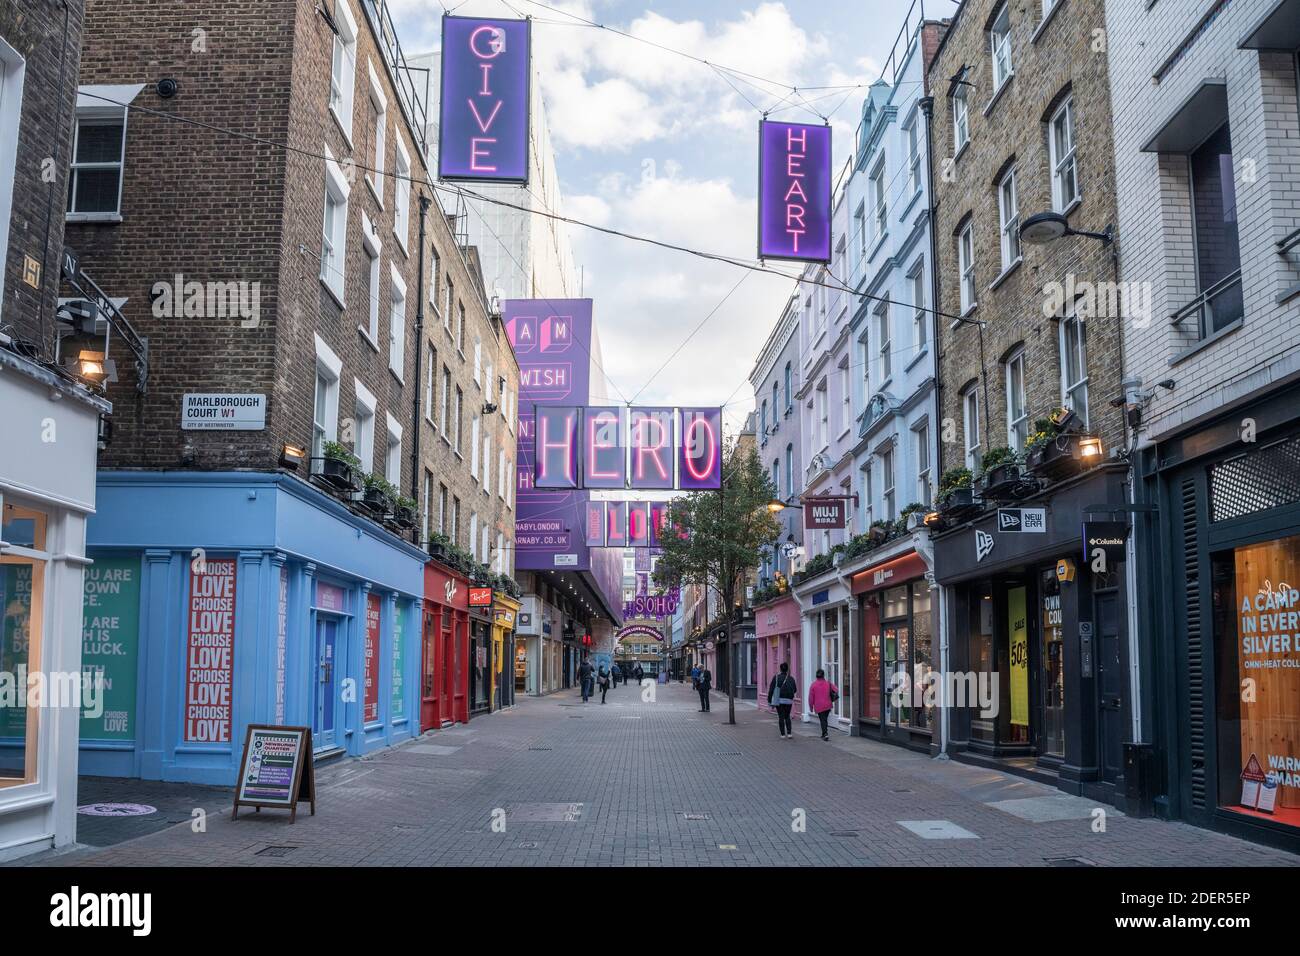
top-left (438, 16), bottom-right (531, 183)
top-left (534, 407), bottom-right (722, 490)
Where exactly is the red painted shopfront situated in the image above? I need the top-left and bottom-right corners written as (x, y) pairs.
top-left (853, 551), bottom-right (932, 750)
top-left (755, 594), bottom-right (801, 712)
top-left (423, 563), bottom-right (470, 728)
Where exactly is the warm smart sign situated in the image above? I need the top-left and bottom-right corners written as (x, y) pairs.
top-left (758, 120), bottom-right (832, 262)
top-left (438, 16), bottom-right (530, 183)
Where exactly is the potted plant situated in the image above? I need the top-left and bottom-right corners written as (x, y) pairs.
top-left (868, 519), bottom-right (893, 544)
top-left (361, 472), bottom-right (397, 516)
top-left (427, 530), bottom-right (450, 561)
top-left (317, 441), bottom-right (360, 492)
top-left (938, 467), bottom-right (975, 511)
top-left (898, 502), bottom-right (926, 534)
top-left (393, 495), bottom-right (418, 529)
top-left (1025, 410), bottom-right (1100, 480)
top-left (977, 447), bottom-right (1023, 500)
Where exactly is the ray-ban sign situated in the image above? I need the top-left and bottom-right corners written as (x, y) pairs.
top-left (535, 407), bottom-right (721, 490)
top-left (438, 16), bottom-right (531, 183)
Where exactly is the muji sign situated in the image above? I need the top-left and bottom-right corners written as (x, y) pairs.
top-left (758, 120), bottom-right (832, 262)
top-left (804, 498), bottom-right (846, 531)
top-left (438, 16), bottom-right (531, 183)
top-left (535, 407), bottom-right (722, 490)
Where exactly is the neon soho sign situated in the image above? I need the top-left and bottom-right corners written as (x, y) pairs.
top-left (438, 16), bottom-right (531, 183)
top-left (758, 120), bottom-right (832, 262)
top-left (534, 407), bottom-right (722, 490)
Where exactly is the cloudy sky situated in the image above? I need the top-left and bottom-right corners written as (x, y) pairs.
top-left (391, 0), bottom-right (928, 433)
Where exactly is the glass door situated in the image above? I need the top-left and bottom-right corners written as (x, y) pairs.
top-left (314, 617), bottom-right (339, 749)
top-left (881, 586), bottom-right (909, 735)
top-left (1039, 571), bottom-right (1065, 758)
top-left (969, 582), bottom-right (995, 743)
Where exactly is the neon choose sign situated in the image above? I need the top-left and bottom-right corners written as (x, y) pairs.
top-left (534, 407), bottom-right (722, 490)
top-left (438, 16), bottom-right (531, 183)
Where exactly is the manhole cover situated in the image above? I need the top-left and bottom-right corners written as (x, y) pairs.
top-left (528, 746), bottom-right (552, 751)
top-left (898, 820), bottom-right (979, 840)
top-left (518, 842), bottom-right (539, 849)
top-left (255, 845), bottom-right (298, 857)
top-left (829, 830), bottom-right (860, 837)
top-left (1044, 856), bottom-right (1094, 867)
top-left (682, 813), bottom-right (711, 821)
top-left (77, 803), bottom-right (157, 817)
top-left (506, 802), bottom-right (584, 822)
top-left (718, 844), bottom-right (738, 850)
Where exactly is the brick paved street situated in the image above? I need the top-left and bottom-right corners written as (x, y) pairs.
top-left (19, 681), bottom-right (1298, 867)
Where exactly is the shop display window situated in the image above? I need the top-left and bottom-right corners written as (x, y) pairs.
top-left (1212, 534), bottom-right (1300, 833)
top-left (912, 581), bottom-right (933, 730)
top-left (0, 501), bottom-right (48, 788)
top-left (969, 583), bottom-right (995, 743)
top-left (1040, 571), bottom-right (1065, 758)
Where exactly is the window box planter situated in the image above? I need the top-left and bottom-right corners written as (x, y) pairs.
top-left (939, 486), bottom-right (975, 512)
top-left (312, 457), bottom-right (359, 494)
top-left (978, 463), bottom-right (1023, 501)
top-left (1026, 433), bottom-right (1095, 482)
top-left (362, 486), bottom-right (393, 516)
top-left (392, 505), bottom-right (417, 529)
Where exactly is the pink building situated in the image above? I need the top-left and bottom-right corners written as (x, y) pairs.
top-left (755, 594), bottom-right (801, 712)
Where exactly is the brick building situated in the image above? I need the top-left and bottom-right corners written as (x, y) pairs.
top-left (1104, 0), bottom-right (1300, 853)
top-left (0, 0), bottom-right (110, 862)
top-left (63, 0), bottom-right (518, 786)
top-left (927, 0), bottom-right (1132, 808)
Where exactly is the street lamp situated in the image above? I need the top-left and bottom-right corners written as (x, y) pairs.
top-left (1019, 211), bottom-right (1113, 246)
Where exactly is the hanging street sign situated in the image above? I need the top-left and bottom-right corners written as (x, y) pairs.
top-left (804, 497), bottom-right (847, 530)
top-left (438, 16), bottom-right (531, 183)
top-left (758, 120), bottom-right (832, 262)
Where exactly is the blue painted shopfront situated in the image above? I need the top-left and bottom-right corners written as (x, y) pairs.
top-left (80, 472), bottom-right (426, 785)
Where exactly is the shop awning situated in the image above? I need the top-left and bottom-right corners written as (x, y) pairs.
top-left (1239, 0), bottom-right (1300, 50)
top-left (1141, 79), bottom-right (1228, 153)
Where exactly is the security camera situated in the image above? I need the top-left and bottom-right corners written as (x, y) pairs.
top-left (1121, 378), bottom-right (1145, 411)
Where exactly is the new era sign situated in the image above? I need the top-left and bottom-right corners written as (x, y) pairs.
top-left (997, 508), bottom-right (1047, 533)
top-left (804, 498), bottom-right (846, 530)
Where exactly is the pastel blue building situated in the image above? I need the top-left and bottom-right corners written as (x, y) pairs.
top-left (81, 473), bottom-right (426, 785)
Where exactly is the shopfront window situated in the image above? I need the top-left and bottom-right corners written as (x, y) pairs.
top-left (1212, 534), bottom-right (1300, 832)
top-left (1040, 570), bottom-right (1065, 758)
top-left (882, 585), bottom-right (909, 728)
top-left (0, 501), bottom-right (47, 788)
top-left (912, 581), bottom-right (933, 730)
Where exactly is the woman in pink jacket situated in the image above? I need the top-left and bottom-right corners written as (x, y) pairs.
top-left (807, 669), bottom-right (839, 741)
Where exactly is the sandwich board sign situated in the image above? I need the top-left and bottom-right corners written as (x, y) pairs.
top-left (232, 724), bottom-right (315, 823)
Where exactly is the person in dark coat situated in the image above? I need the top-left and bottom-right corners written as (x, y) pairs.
top-left (597, 665), bottom-right (611, 703)
top-left (697, 666), bottom-right (712, 712)
top-left (611, 663), bottom-right (622, 687)
top-left (634, 664), bottom-right (644, 684)
top-left (767, 662), bottom-right (797, 738)
top-left (578, 658), bottom-right (593, 703)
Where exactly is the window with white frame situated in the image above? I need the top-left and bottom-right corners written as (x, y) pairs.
top-left (859, 333), bottom-right (871, 397)
top-left (440, 366), bottom-right (450, 434)
top-left (854, 202), bottom-right (868, 258)
top-left (817, 385), bottom-right (828, 450)
top-left (958, 220), bottom-right (976, 313)
top-left (1005, 349), bottom-right (1028, 452)
top-left (451, 497), bottom-right (460, 544)
top-left (876, 302), bottom-right (891, 383)
top-left (485, 360), bottom-right (494, 404)
top-left (423, 470), bottom-right (433, 544)
top-left (366, 60), bottom-right (386, 201)
top-left (881, 447), bottom-right (896, 521)
top-left (839, 362), bottom-right (850, 432)
top-left (429, 249), bottom-right (440, 316)
top-left (438, 483), bottom-right (447, 533)
top-left (953, 86), bottom-right (970, 152)
top-left (471, 414), bottom-right (480, 477)
top-left (329, 0), bottom-right (358, 134)
top-left (761, 400), bottom-right (768, 441)
top-left (321, 149), bottom-right (350, 304)
top-left (784, 362), bottom-right (792, 412)
top-left (469, 513), bottom-right (479, 560)
top-left (362, 217), bottom-right (381, 344)
top-left (393, 136), bottom-right (411, 251)
top-left (482, 525), bottom-right (489, 565)
top-left (354, 380), bottom-right (376, 475)
top-left (0, 43), bottom-right (23, 303)
top-left (1049, 97), bottom-right (1078, 211)
top-left (388, 264), bottom-right (405, 377)
top-left (773, 458), bottom-right (781, 494)
top-left (911, 265), bottom-right (927, 351)
top-left (785, 444), bottom-right (793, 497)
top-left (871, 157), bottom-right (887, 240)
top-left (998, 165), bottom-right (1020, 269)
top-left (67, 103), bottom-right (127, 217)
top-left (963, 386), bottom-right (981, 470)
top-left (483, 434), bottom-right (492, 493)
top-left (385, 413), bottom-right (402, 485)
top-left (457, 300), bottom-right (466, 352)
top-left (496, 532), bottom-right (505, 572)
top-left (498, 448), bottom-right (507, 498)
top-left (859, 462), bottom-right (873, 532)
top-left (444, 277), bottom-right (454, 333)
top-left (1059, 310), bottom-right (1089, 427)
top-left (990, 4), bottom-right (1013, 92)
top-left (0, 498), bottom-right (48, 788)
top-left (473, 337), bottom-right (482, 384)
top-left (424, 344), bottom-right (436, 422)
top-left (312, 335), bottom-right (342, 461)
top-left (454, 387), bottom-right (463, 452)
top-left (907, 114), bottom-right (921, 196)
top-left (915, 422), bottom-right (931, 507)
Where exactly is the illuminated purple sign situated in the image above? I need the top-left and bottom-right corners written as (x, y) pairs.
top-left (678, 407), bottom-right (722, 490)
top-left (583, 500), bottom-right (605, 548)
top-left (629, 407), bottom-right (674, 490)
top-left (605, 501), bottom-right (629, 548)
top-left (534, 406), bottom-right (579, 489)
top-left (583, 407), bottom-right (626, 489)
top-left (438, 16), bottom-right (531, 183)
top-left (628, 501), bottom-right (651, 547)
top-left (758, 120), bottom-right (832, 262)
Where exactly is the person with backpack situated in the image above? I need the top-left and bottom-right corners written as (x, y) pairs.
top-left (808, 668), bottom-right (839, 741)
top-left (597, 664), bottom-right (611, 704)
top-left (767, 662), bottom-right (797, 739)
top-left (696, 665), bottom-right (712, 712)
top-left (611, 663), bottom-right (622, 687)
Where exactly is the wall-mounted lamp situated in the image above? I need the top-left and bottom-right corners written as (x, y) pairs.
top-left (76, 350), bottom-right (107, 386)
top-left (280, 443), bottom-right (308, 470)
top-left (1019, 211), bottom-right (1114, 246)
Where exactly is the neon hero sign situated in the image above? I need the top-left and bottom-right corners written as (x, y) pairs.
top-left (438, 16), bottom-right (531, 183)
top-left (534, 407), bottom-right (722, 490)
top-left (758, 120), bottom-right (831, 262)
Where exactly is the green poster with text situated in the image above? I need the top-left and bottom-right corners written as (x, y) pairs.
top-left (391, 603), bottom-right (405, 720)
top-left (81, 555), bottom-right (140, 741)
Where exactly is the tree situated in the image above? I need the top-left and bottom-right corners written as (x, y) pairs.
top-left (654, 439), bottom-right (781, 723)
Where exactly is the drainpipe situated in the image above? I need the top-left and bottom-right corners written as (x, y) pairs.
top-left (836, 560), bottom-right (861, 737)
top-left (790, 584), bottom-right (810, 723)
top-left (409, 193), bottom-right (431, 512)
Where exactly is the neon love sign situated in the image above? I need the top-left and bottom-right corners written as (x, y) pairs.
top-left (534, 407), bottom-right (722, 490)
top-left (758, 120), bottom-right (832, 262)
top-left (438, 16), bottom-right (531, 183)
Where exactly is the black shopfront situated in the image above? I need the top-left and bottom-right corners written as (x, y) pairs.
top-left (934, 463), bottom-right (1132, 808)
top-left (1135, 379), bottom-right (1300, 853)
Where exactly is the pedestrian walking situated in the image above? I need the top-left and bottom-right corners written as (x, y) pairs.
top-left (598, 665), bottom-right (611, 704)
top-left (612, 663), bottom-right (622, 687)
top-left (808, 668), bottom-right (839, 740)
top-left (634, 664), bottom-right (644, 685)
top-left (690, 663), bottom-right (700, 690)
top-left (766, 662), bottom-right (797, 738)
top-left (697, 665), bottom-right (712, 712)
top-left (578, 658), bottom-right (593, 703)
